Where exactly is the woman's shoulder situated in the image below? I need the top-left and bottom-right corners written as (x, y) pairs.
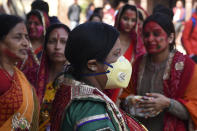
top-left (62, 100), bottom-right (115, 131)
top-left (174, 51), bottom-right (195, 65)
top-left (68, 100), bottom-right (107, 117)
top-left (56, 77), bottom-right (106, 103)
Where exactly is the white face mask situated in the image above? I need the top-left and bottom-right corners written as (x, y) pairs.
top-left (104, 56), bottom-right (132, 89)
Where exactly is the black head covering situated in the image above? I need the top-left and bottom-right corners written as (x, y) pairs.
top-left (65, 22), bottom-right (119, 80)
top-left (143, 12), bottom-right (174, 37)
top-left (49, 16), bottom-right (61, 25)
top-left (153, 4), bottom-right (174, 21)
top-left (143, 12), bottom-right (175, 50)
top-left (88, 13), bottom-right (102, 22)
top-left (0, 14), bottom-right (23, 41)
top-left (31, 0), bottom-right (49, 14)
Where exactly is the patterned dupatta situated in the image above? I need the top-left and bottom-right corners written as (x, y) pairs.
top-left (17, 48), bottom-right (40, 87)
top-left (36, 51), bottom-right (49, 105)
top-left (131, 51), bottom-right (197, 131)
top-left (0, 67), bottom-right (39, 131)
top-left (50, 78), bottom-right (148, 131)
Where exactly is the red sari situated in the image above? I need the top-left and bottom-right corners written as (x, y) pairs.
top-left (0, 69), bottom-right (11, 95)
top-left (0, 67), bottom-right (39, 131)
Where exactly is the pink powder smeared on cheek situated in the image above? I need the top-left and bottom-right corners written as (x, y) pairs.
top-left (36, 25), bottom-right (44, 37)
top-left (119, 20), bottom-right (125, 31)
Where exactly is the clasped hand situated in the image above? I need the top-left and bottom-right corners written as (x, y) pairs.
top-left (123, 93), bottom-right (171, 118)
top-left (136, 93), bottom-right (170, 118)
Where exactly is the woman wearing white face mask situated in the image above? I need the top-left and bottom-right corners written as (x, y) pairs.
top-left (50, 22), bottom-right (147, 131)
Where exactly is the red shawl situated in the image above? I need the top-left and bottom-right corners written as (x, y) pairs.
top-left (121, 51), bottom-right (197, 130)
top-left (0, 69), bottom-right (23, 127)
top-left (0, 69), bottom-right (12, 95)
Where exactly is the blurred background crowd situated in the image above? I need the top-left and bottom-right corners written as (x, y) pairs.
top-left (1, 0), bottom-right (197, 130)
top-left (1, 0), bottom-right (197, 55)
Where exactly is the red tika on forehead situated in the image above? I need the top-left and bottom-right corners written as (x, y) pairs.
top-left (144, 21), bottom-right (166, 33)
top-left (54, 31), bottom-right (60, 39)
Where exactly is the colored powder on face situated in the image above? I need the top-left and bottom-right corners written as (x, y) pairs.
top-left (36, 25), bottom-right (44, 37)
top-left (3, 48), bottom-right (20, 59)
top-left (55, 31), bottom-right (60, 40)
top-left (157, 44), bottom-right (161, 49)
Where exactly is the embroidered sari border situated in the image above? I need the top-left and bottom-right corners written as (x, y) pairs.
top-left (75, 113), bottom-right (109, 130)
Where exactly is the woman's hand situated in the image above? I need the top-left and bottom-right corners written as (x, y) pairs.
top-left (120, 95), bottom-right (142, 113)
top-left (120, 98), bottom-right (130, 113)
top-left (137, 93), bottom-right (170, 118)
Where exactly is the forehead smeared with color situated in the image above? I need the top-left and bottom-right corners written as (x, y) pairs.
top-left (143, 13), bottom-right (175, 36)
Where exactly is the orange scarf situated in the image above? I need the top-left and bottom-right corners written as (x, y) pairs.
top-left (0, 67), bottom-right (36, 130)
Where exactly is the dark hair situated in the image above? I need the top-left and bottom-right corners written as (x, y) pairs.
top-left (93, 7), bottom-right (102, 14)
top-left (65, 22), bottom-right (119, 80)
top-left (153, 4), bottom-right (174, 21)
top-left (31, 0), bottom-right (49, 14)
top-left (86, 3), bottom-right (94, 15)
top-left (88, 13), bottom-right (102, 22)
top-left (26, 9), bottom-right (43, 25)
top-left (44, 23), bottom-right (70, 49)
top-left (93, 8), bottom-right (103, 18)
top-left (49, 16), bottom-right (61, 25)
top-left (138, 10), bottom-right (144, 21)
top-left (143, 12), bottom-right (176, 51)
top-left (0, 14), bottom-right (24, 41)
top-left (116, 4), bottom-right (137, 29)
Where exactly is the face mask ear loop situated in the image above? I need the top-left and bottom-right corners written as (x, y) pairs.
top-left (82, 70), bottom-right (110, 77)
top-left (103, 62), bottom-right (113, 68)
top-left (82, 62), bottom-right (113, 77)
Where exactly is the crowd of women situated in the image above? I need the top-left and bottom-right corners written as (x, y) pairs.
top-left (0, 0), bottom-right (197, 131)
